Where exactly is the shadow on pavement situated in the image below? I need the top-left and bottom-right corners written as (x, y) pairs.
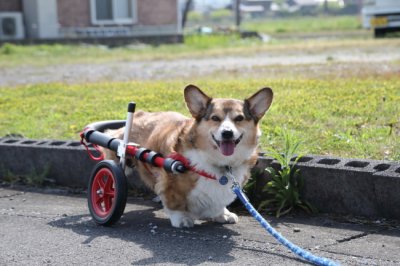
top-left (48, 199), bottom-right (304, 265)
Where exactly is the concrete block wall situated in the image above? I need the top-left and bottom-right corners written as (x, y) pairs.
top-left (0, 137), bottom-right (148, 190)
top-left (0, 138), bottom-right (96, 187)
top-left (285, 156), bottom-right (399, 219)
top-left (1, 137), bottom-right (400, 219)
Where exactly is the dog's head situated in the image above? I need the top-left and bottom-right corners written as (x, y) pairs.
top-left (184, 84), bottom-right (273, 159)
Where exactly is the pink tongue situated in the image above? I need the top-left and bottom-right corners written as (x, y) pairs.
top-left (220, 141), bottom-right (235, 156)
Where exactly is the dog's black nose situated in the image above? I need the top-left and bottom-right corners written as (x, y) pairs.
top-left (221, 130), bottom-right (234, 140)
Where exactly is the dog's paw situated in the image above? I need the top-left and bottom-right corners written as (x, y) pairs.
top-left (213, 208), bottom-right (239, 224)
top-left (169, 211), bottom-right (194, 228)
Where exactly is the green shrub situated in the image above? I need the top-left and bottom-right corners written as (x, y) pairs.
top-left (0, 43), bottom-right (16, 55)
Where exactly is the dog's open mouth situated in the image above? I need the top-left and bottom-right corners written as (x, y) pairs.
top-left (212, 134), bottom-right (243, 156)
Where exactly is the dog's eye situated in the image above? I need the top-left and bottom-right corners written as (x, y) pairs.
top-left (211, 115), bottom-right (221, 122)
top-left (234, 115), bottom-right (244, 122)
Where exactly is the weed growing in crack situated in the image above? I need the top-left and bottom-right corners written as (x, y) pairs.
top-left (258, 129), bottom-right (316, 217)
top-left (1, 164), bottom-right (53, 187)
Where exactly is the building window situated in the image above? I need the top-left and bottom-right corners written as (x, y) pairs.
top-left (91, 0), bottom-right (137, 25)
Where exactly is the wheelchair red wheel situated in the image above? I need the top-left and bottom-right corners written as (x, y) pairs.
top-left (88, 160), bottom-right (127, 226)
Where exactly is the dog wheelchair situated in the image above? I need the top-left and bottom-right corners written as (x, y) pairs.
top-left (80, 102), bottom-right (187, 226)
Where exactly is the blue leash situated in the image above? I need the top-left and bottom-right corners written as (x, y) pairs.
top-left (232, 185), bottom-right (339, 266)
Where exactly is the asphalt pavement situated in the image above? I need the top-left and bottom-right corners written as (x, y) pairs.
top-left (1, 186), bottom-right (399, 265)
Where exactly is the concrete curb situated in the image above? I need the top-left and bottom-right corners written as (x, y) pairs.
top-left (1, 137), bottom-right (400, 219)
top-left (0, 138), bottom-right (95, 188)
top-left (253, 155), bottom-right (400, 219)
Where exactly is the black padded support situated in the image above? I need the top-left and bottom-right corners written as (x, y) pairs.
top-left (146, 151), bottom-right (162, 165)
top-left (135, 148), bottom-right (150, 161)
top-left (163, 158), bottom-right (176, 172)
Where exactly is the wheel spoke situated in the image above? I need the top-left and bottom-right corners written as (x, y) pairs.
top-left (104, 175), bottom-right (115, 197)
top-left (96, 196), bottom-right (103, 205)
top-left (96, 177), bottom-right (105, 190)
top-left (104, 185), bottom-right (115, 197)
top-left (104, 195), bottom-right (112, 211)
top-left (104, 175), bottom-right (113, 191)
top-left (104, 191), bottom-right (115, 198)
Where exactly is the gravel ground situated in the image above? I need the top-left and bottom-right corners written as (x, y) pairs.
top-left (1, 41), bottom-right (399, 87)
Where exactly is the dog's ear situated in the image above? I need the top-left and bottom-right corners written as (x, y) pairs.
top-left (245, 87), bottom-right (273, 122)
top-left (184, 84), bottom-right (212, 119)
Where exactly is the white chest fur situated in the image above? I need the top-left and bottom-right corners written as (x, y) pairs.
top-left (183, 149), bottom-right (249, 219)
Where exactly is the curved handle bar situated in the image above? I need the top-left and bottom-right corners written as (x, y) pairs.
top-left (81, 120), bottom-right (186, 174)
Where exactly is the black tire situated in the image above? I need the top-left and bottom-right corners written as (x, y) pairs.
top-left (88, 160), bottom-right (127, 226)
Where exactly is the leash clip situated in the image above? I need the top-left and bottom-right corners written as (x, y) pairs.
top-left (224, 166), bottom-right (240, 189)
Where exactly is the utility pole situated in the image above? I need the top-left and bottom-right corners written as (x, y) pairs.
top-left (323, 0), bottom-right (329, 13)
top-left (234, 0), bottom-right (241, 30)
top-left (181, 0), bottom-right (193, 30)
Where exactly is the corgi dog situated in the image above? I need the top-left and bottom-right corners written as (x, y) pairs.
top-left (102, 84), bottom-right (273, 228)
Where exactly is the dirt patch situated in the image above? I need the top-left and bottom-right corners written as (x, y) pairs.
top-left (1, 43), bottom-right (399, 86)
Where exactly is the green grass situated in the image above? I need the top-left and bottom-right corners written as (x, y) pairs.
top-left (186, 12), bottom-right (361, 34)
top-left (4, 37), bottom-right (399, 69)
top-left (0, 35), bottom-right (262, 67)
top-left (242, 15), bottom-right (362, 34)
top-left (1, 79), bottom-right (399, 161)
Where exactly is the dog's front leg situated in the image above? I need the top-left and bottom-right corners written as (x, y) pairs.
top-left (165, 208), bottom-right (195, 228)
top-left (212, 208), bottom-right (239, 224)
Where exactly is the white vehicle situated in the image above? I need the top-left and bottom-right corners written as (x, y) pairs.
top-left (362, 0), bottom-right (400, 37)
